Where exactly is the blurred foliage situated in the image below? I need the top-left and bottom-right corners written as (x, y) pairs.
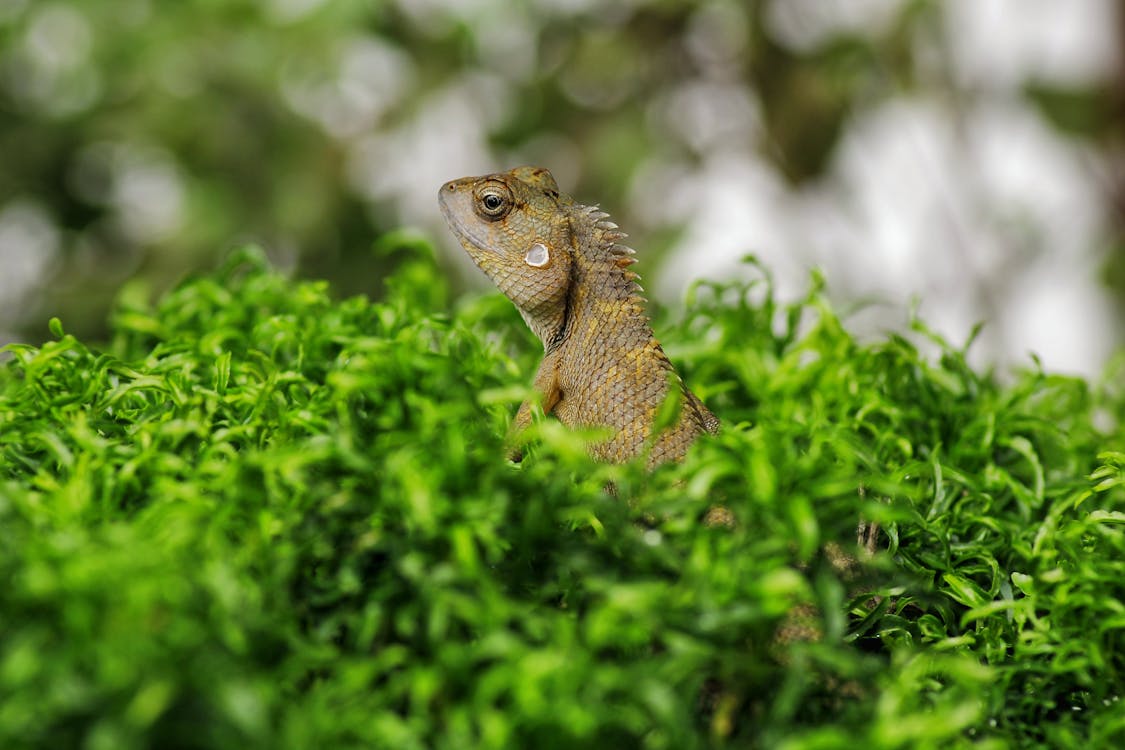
top-left (3, 0), bottom-right (1120, 346)
top-left (1, 243), bottom-right (1123, 747)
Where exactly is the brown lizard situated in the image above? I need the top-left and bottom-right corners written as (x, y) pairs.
top-left (441, 169), bottom-right (875, 726)
top-left (439, 166), bottom-right (718, 466)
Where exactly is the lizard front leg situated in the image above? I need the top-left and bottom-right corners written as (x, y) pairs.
top-left (506, 351), bottom-right (562, 462)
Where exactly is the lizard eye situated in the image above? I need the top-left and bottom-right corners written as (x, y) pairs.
top-left (475, 184), bottom-right (512, 221)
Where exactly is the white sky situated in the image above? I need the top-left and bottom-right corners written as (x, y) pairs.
top-left (650, 0), bottom-right (1122, 376)
top-left (2, 0), bottom-right (1121, 377)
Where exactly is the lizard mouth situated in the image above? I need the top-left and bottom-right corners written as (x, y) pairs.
top-left (438, 186), bottom-right (498, 257)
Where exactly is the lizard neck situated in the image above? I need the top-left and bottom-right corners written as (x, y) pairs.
top-left (548, 205), bottom-right (654, 354)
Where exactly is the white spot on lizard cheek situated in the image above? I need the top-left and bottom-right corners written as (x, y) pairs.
top-left (524, 241), bottom-right (550, 268)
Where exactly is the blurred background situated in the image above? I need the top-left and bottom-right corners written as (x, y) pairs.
top-left (0, 0), bottom-right (1121, 375)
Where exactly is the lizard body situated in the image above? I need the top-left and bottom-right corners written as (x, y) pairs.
top-left (439, 166), bottom-right (718, 466)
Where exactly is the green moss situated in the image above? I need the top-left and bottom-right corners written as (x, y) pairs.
top-left (1, 243), bottom-right (1122, 749)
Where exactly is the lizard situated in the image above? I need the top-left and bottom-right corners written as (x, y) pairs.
top-left (439, 166), bottom-right (719, 467)
top-left (441, 169), bottom-right (877, 724)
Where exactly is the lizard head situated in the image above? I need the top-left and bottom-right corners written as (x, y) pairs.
top-left (439, 166), bottom-right (575, 338)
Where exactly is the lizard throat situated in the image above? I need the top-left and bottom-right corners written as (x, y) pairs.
top-left (544, 264), bottom-right (577, 354)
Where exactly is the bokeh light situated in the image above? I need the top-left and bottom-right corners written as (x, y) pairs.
top-left (0, 0), bottom-right (1120, 374)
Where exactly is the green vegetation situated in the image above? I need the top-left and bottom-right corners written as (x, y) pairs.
top-left (6, 2), bottom-right (1122, 350)
top-left (1, 242), bottom-right (1122, 749)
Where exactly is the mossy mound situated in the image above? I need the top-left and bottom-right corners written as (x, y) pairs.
top-left (1, 242), bottom-right (1122, 749)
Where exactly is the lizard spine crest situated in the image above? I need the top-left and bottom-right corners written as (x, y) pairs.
top-left (573, 203), bottom-right (648, 314)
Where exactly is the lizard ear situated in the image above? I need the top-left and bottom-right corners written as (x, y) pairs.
top-left (510, 166), bottom-right (559, 194)
top-left (524, 242), bottom-right (550, 268)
